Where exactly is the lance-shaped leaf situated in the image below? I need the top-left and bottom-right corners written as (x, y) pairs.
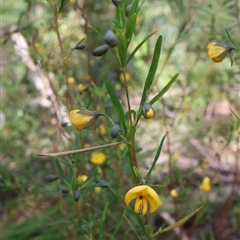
top-left (116, 29), bottom-right (127, 67)
top-left (38, 142), bottom-right (124, 157)
top-left (145, 135), bottom-right (166, 183)
top-left (99, 203), bottom-right (109, 240)
top-left (103, 74), bottom-right (127, 135)
top-left (152, 207), bottom-right (203, 238)
top-left (139, 35), bottom-right (162, 106)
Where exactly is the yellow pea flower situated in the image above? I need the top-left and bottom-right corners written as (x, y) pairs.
top-left (142, 102), bottom-right (155, 119)
top-left (207, 42), bottom-right (235, 66)
top-left (124, 185), bottom-right (162, 216)
top-left (69, 109), bottom-right (102, 131)
top-left (200, 177), bottom-right (211, 192)
top-left (170, 189), bottom-right (178, 198)
top-left (77, 84), bottom-right (88, 93)
top-left (77, 174), bottom-right (88, 184)
top-left (90, 152), bottom-right (107, 165)
top-left (67, 77), bottom-right (75, 85)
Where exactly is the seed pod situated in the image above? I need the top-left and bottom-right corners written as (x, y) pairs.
top-left (75, 42), bottom-right (86, 50)
top-left (110, 124), bottom-right (121, 138)
top-left (61, 188), bottom-right (69, 195)
top-left (142, 102), bottom-right (155, 119)
top-left (125, 4), bottom-right (132, 17)
top-left (112, 0), bottom-right (121, 7)
top-left (73, 189), bottom-right (81, 202)
top-left (104, 30), bottom-right (118, 48)
top-left (92, 44), bottom-right (109, 56)
top-left (45, 174), bottom-right (59, 182)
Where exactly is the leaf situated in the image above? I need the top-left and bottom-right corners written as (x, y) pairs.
top-left (126, 32), bottom-right (156, 64)
top-left (103, 74), bottom-right (127, 134)
top-left (37, 142), bottom-right (125, 157)
top-left (140, 35), bottom-right (162, 105)
top-left (99, 202), bottom-right (109, 240)
top-left (109, 211), bottom-right (125, 240)
top-left (58, 0), bottom-right (68, 13)
top-left (225, 28), bottom-right (238, 50)
top-left (116, 29), bottom-right (127, 67)
top-left (152, 207), bottom-right (203, 238)
top-left (145, 135), bottom-right (166, 182)
top-left (125, 13), bottom-right (137, 46)
top-left (126, 125), bottom-right (136, 141)
top-left (132, 166), bottom-right (142, 179)
top-left (150, 73), bottom-right (179, 105)
top-left (144, 225), bottom-right (153, 238)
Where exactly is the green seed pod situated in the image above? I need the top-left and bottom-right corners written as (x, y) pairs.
top-left (45, 174), bottom-right (59, 182)
top-left (75, 42), bottom-right (86, 50)
top-left (104, 30), bottom-right (118, 48)
top-left (73, 189), bottom-right (81, 202)
top-left (125, 4), bottom-right (132, 17)
top-left (110, 124), bottom-right (121, 138)
top-left (92, 44), bottom-right (109, 56)
top-left (142, 102), bottom-right (155, 119)
top-left (61, 188), bottom-right (69, 195)
top-left (112, 0), bottom-right (121, 7)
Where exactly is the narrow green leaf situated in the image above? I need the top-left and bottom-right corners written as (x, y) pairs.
top-left (103, 74), bottom-right (127, 134)
top-left (125, 13), bottom-right (137, 46)
top-left (116, 29), bottom-right (127, 67)
top-left (133, 166), bottom-right (142, 179)
top-left (126, 125), bottom-right (136, 141)
top-left (152, 207), bottom-right (202, 237)
top-left (150, 73), bottom-right (179, 105)
top-left (145, 135), bottom-right (166, 182)
top-left (126, 32), bottom-right (156, 64)
top-left (99, 202), bottom-right (109, 240)
top-left (56, 159), bottom-right (65, 178)
top-left (58, 0), bottom-right (68, 13)
top-left (225, 28), bottom-right (238, 50)
top-left (109, 211), bottom-right (125, 240)
top-left (37, 142), bottom-right (125, 157)
top-left (140, 35), bottom-right (162, 105)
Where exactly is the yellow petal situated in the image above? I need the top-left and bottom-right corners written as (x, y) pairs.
top-left (90, 152), bottom-right (107, 165)
top-left (145, 186), bottom-right (162, 213)
top-left (124, 185), bottom-right (147, 206)
top-left (200, 177), bottom-right (211, 192)
top-left (69, 109), bottom-right (93, 130)
top-left (207, 42), bottom-right (229, 62)
top-left (134, 197), bottom-right (148, 216)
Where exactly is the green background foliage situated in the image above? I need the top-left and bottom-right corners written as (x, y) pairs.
top-left (1, 0), bottom-right (239, 239)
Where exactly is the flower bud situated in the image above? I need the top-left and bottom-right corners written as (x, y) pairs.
top-left (125, 4), bottom-right (132, 17)
top-left (61, 188), bottom-right (69, 195)
top-left (112, 0), bottom-right (121, 7)
top-left (104, 30), bottom-right (118, 48)
top-left (74, 42), bottom-right (86, 50)
top-left (73, 189), bottom-right (81, 201)
top-left (92, 44), bottom-right (109, 56)
top-left (45, 174), bottom-right (59, 182)
top-left (142, 102), bottom-right (155, 119)
top-left (110, 124), bottom-right (121, 138)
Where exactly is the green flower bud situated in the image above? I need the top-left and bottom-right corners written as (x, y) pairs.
top-left (92, 44), bottom-right (109, 56)
top-left (125, 4), bottom-right (132, 17)
top-left (111, 124), bottom-right (121, 138)
top-left (104, 30), bottom-right (118, 48)
top-left (73, 189), bottom-right (81, 202)
top-left (142, 102), bottom-right (155, 119)
top-left (45, 174), bottom-right (59, 182)
top-left (112, 0), bottom-right (121, 7)
top-left (61, 188), bottom-right (69, 195)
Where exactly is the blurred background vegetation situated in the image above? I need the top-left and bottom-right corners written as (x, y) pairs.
top-left (1, 0), bottom-right (240, 239)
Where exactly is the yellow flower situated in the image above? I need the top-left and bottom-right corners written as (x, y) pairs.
top-left (69, 109), bottom-right (102, 131)
top-left (142, 102), bottom-right (155, 119)
top-left (200, 177), bottom-right (211, 192)
top-left (90, 152), bottom-right (107, 165)
top-left (95, 187), bottom-right (102, 193)
top-left (201, 158), bottom-right (209, 169)
top-left (67, 77), bottom-right (75, 85)
top-left (170, 189), bottom-right (178, 198)
top-left (172, 153), bottom-right (179, 162)
top-left (124, 185), bottom-right (162, 216)
top-left (77, 175), bottom-right (88, 184)
top-left (77, 84), bottom-right (88, 93)
top-left (207, 42), bottom-right (235, 66)
top-left (120, 72), bottom-right (131, 82)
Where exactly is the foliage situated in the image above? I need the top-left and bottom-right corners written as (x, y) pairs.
top-left (1, 0), bottom-right (240, 239)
